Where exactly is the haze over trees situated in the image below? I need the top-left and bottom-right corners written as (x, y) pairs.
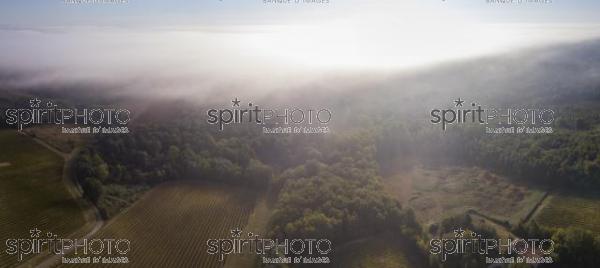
top-left (1, 39), bottom-right (598, 267)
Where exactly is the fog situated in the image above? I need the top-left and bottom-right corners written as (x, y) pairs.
top-left (0, 23), bottom-right (599, 102)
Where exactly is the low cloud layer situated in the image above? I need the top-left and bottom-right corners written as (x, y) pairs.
top-left (0, 23), bottom-right (599, 101)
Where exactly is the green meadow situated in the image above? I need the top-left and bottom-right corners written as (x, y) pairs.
top-left (536, 194), bottom-right (600, 235)
top-left (383, 165), bottom-right (546, 227)
top-left (0, 130), bottom-right (86, 267)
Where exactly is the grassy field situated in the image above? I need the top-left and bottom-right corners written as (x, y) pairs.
top-left (535, 194), bottom-right (600, 235)
top-left (66, 181), bottom-right (257, 268)
top-left (383, 165), bottom-right (546, 227)
top-left (23, 125), bottom-right (87, 154)
top-left (0, 130), bottom-right (86, 268)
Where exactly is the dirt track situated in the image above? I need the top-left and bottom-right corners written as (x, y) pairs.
top-left (16, 132), bottom-right (105, 268)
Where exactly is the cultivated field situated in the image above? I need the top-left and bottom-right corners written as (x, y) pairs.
top-left (535, 194), bottom-right (600, 235)
top-left (224, 197), bottom-right (271, 268)
top-left (66, 181), bottom-right (257, 268)
top-left (383, 165), bottom-right (546, 226)
top-left (0, 130), bottom-right (86, 268)
top-left (334, 233), bottom-right (423, 268)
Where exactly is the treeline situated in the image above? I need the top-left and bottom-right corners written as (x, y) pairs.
top-left (74, 121), bottom-right (274, 217)
top-left (269, 132), bottom-right (421, 244)
top-left (466, 128), bottom-right (600, 190)
top-left (425, 214), bottom-right (600, 267)
top-left (374, 106), bottom-right (600, 191)
top-left (461, 106), bottom-right (600, 190)
top-left (513, 221), bottom-right (600, 267)
top-left (78, 124), bottom-right (273, 186)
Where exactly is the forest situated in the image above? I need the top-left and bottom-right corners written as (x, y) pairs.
top-left (73, 111), bottom-right (422, 248)
top-left (69, 96), bottom-right (600, 267)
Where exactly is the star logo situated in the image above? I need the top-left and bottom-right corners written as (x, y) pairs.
top-left (454, 98), bottom-right (464, 107)
top-left (30, 98), bottom-right (41, 108)
top-left (30, 228), bottom-right (41, 238)
top-left (454, 228), bottom-right (465, 238)
top-left (231, 228), bottom-right (242, 238)
top-left (232, 98), bottom-right (241, 107)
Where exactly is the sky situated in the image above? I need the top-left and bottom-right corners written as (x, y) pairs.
top-left (0, 0), bottom-right (599, 96)
top-left (1, 0), bottom-right (600, 27)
